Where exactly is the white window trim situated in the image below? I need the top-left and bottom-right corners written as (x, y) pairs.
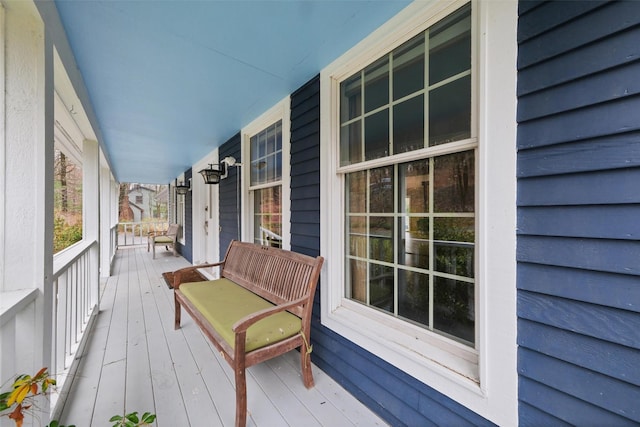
top-left (176, 174), bottom-right (186, 245)
top-left (241, 96), bottom-right (291, 250)
top-left (319, 1), bottom-right (517, 425)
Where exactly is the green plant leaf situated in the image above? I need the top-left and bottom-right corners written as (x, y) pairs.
top-left (141, 412), bottom-right (156, 424)
top-left (125, 411), bottom-right (139, 423)
top-left (109, 415), bottom-right (123, 422)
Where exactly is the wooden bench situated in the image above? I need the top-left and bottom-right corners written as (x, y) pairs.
top-left (172, 240), bottom-right (324, 427)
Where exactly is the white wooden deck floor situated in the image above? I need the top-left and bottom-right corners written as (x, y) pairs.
top-left (56, 245), bottom-right (387, 427)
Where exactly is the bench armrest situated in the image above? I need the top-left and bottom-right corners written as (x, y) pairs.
top-left (232, 297), bottom-right (307, 334)
top-left (172, 261), bottom-right (225, 288)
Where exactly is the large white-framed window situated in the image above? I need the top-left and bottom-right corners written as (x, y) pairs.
top-left (241, 98), bottom-right (291, 249)
top-left (320, 1), bottom-right (517, 425)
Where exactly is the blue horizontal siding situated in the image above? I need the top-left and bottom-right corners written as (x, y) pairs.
top-left (518, 291), bottom-right (640, 349)
top-left (518, 376), bottom-right (638, 427)
top-left (518, 61), bottom-right (640, 122)
top-left (517, 2), bottom-right (640, 423)
top-left (517, 94), bottom-right (640, 148)
top-left (519, 401), bottom-right (573, 427)
top-left (518, 205), bottom-right (640, 239)
top-left (518, 24), bottom-right (640, 96)
top-left (517, 168), bottom-right (640, 206)
top-left (518, 1), bottom-right (640, 69)
top-left (517, 235), bottom-right (640, 275)
top-left (517, 132), bottom-right (640, 177)
top-left (219, 133), bottom-right (241, 253)
top-left (517, 263), bottom-right (640, 313)
top-left (519, 348), bottom-right (640, 422)
top-left (518, 319), bottom-right (640, 385)
top-left (517, 1), bottom-right (606, 43)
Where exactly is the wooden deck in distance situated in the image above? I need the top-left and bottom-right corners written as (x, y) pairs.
top-left (56, 244), bottom-right (388, 427)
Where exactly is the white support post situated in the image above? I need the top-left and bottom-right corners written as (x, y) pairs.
top-left (0, 1), bottom-right (54, 424)
top-left (83, 140), bottom-right (100, 307)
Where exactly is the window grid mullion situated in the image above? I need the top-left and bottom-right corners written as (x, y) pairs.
top-left (428, 157), bottom-right (435, 331)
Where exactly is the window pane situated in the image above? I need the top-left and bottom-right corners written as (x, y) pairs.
top-left (349, 259), bottom-right (367, 303)
top-left (399, 216), bottom-right (429, 268)
top-left (433, 150), bottom-right (474, 212)
top-left (369, 216), bottom-right (393, 263)
top-left (429, 4), bottom-right (471, 85)
top-left (434, 217), bottom-right (474, 278)
top-left (393, 33), bottom-right (425, 100)
top-left (250, 120), bottom-right (282, 186)
top-left (399, 159), bottom-right (429, 214)
top-left (253, 186), bottom-right (282, 247)
top-left (348, 216), bottom-right (367, 258)
top-left (340, 121), bottom-right (362, 166)
top-left (341, 73), bottom-right (362, 122)
top-left (347, 171), bottom-right (367, 213)
top-left (433, 276), bottom-right (474, 344)
top-left (365, 109), bottom-right (389, 161)
top-left (364, 57), bottom-right (389, 113)
top-left (370, 263), bottom-right (394, 313)
top-left (398, 269), bottom-right (430, 326)
top-left (369, 166), bottom-right (393, 213)
top-left (429, 75), bottom-right (471, 146)
top-left (393, 95), bottom-right (424, 154)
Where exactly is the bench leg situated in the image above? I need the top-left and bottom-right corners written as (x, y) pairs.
top-left (235, 366), bottom-right (247, 427)
top-left (174, 296), bottom-right (181, 330)
top-left (301, 346), bottom-right (314, 389)
top-left (153, 244), bottom-right (156, 259)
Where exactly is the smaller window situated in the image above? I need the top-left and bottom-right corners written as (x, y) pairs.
top-left (250, 120), bottom-right (283, 247)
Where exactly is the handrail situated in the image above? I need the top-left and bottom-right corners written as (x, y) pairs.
top-left (53, 239), bottom-right (97, 278)
top-left (0, 288), bottom-right (39, 327)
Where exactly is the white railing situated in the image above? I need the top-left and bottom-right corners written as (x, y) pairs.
top-left (0, 239), bottom-right (100, 425)
top-left (50, 239), bottom-right (100, 410)
top-left (118, 221), bottom-right (169, 246)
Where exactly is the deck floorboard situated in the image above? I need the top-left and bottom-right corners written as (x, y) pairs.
top-left (57, 245), bottom-right (388, 426)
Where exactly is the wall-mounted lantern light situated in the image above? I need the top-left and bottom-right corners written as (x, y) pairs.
top-left (199, 162), bottom-right (226, 185)
top-left (175, 179), bottom-right (190, 195)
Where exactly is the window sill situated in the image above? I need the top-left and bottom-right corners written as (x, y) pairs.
top-left (323, 299), bottom-right (482, 392)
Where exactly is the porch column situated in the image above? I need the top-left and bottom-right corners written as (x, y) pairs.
top-left (0, 0), bottom-right (54, 406)
top-left (83, 139), bottom-right (100, 308)
top-left (99, 160), bottom-right (115, 278)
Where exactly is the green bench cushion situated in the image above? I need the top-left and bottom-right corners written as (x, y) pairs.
top-left (179, 278), bottom-right (301, 352)
top-left (154, 236), bottom-right (173, 244)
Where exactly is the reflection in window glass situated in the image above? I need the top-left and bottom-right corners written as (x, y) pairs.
top-left (253, 186), bottom-right (281, 248)
top-left (365, 109), bottom-right (389, 161)
top-left (339, 3), bottom-right (471, 165)
top-left (429, 76), bottom-right (471, 146)
top-left (433, 150), bottom-right (474, 212)
top-left (250, 121), bottom-right (282, 186)
top-left (364, 57), bottom-right (389, 113)
top-left (434, 276), bottom-right (474, 343)
top-left (393, 95), bottom-right (424, 154)
top-left (345, 152), bottom-right (475, 345)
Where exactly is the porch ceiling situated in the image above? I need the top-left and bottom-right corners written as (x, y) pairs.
top-left (53, 0), bottom-right (410, 184)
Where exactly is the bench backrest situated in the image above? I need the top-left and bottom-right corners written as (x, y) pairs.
top-left (221, 241), bottom-right (324, 318)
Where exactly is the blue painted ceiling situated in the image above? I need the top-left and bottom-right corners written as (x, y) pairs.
top-left (54, 0), bottom-right (410, 184)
